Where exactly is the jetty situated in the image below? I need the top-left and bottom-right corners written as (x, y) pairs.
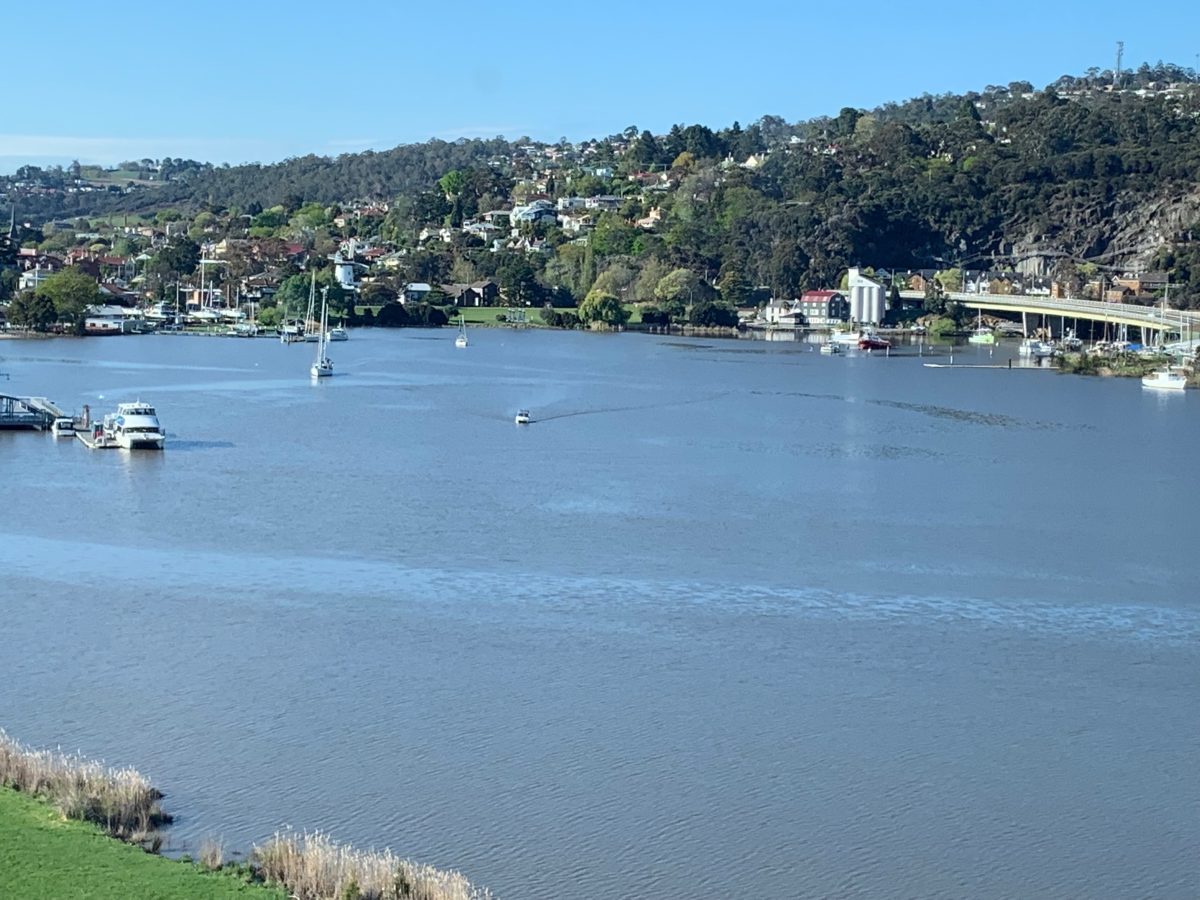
top-left (0, 394), bottom-right (68, 430)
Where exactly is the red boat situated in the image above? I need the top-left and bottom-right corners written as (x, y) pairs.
top-left (858, 335), bottom-right (890, 350)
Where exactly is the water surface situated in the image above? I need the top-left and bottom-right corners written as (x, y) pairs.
top-left (1, 330), bottom-right (1196, 898)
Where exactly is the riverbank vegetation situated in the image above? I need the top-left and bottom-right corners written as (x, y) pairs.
top-left (0, 729), bottom-right (490, 900)
top-left (0, 728), bottom-right (170, 846)
top-left (0, 787), bottom-right (284, 899)
top-left (1056, 349), bottom-right (1194, 380)
top-left (254, 830), bottom-right (491, 900)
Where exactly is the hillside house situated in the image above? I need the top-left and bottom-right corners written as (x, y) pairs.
top-left (799, 290), bottom-right (850, 327)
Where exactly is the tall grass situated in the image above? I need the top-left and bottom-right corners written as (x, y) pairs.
top-left (253, 830), bottom-right (491, 900)
top-left (0, 729), bottom-right (171, 845)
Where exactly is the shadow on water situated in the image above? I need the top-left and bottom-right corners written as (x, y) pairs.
top-left (534, 391), bottom-right (733, 424)
top-left (866, 398), bottom-right (1070, 429)
top-left (165, 440), bottom-right (236, 451)
top-left (750, 390), bottom-right (1074, 430)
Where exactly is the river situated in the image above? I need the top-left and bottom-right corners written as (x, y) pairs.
top-left (1, 328), bottom-right (1196, 899)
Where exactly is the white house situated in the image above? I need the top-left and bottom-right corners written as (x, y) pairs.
top-left (559, 213), bottom-right (594, 234)
top-left (760, 298), bottom-right (804, 327)
top-left (510, 200), bottom-right (557, 225)
top-left (404, 283), bottom-right (432, 303)
top-left (584, 195), bottom-right (621, 211)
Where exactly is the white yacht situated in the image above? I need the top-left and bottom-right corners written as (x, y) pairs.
top-left (829, 329), bottom-right (863, 345)
top-left (103, 402), bottom-right (165, 450)
top-left (1141, 367), bottom-right (1188, 391)
top-left (819, 341), bottom-right (843, 355)
top-left (1018, 338), bottom-right (1054, 358)
top-left (455, 314), bottom-right (468, 349)
top-left (327, 326), bottom-right (349, 342)
top-left (311, 286), bottom-right (333, 378)
top-left (514, 409), bottom-right (531, 425)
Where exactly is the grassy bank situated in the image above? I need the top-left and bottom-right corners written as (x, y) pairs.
top-left (0, 787), bottom-right (284, 899)
top-left (1057, 351), bottom-right (1192, 379)
top-left (1, 729), bottom-right (491, 900)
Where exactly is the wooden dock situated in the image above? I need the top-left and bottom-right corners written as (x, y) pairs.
top-left (76, 429), bottom-right (119, 449)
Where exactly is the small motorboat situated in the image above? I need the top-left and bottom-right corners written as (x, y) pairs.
top-left (1141, 368), bottom-right (1187, 391)
top-left (514, 409), bottom-right (531, 425)
top-left (819, 342), bottom-right (842, 355)
top-left (327, 326), bottom-right (349, 342)
top-left (858, 335), bottom-right (890, 351)
top-left (50, 417), bottom-right (76, 437)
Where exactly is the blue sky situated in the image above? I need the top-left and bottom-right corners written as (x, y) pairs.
top-left (3, 0), bottom-right (1197, 173)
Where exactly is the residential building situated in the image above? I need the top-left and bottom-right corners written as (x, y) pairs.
top-left (800, 290), bottom-right (850, 327)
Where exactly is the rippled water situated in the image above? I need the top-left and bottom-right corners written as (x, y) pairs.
top-left (1, 330), bottom-right (1197, 899)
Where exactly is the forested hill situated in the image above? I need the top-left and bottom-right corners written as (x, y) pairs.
top-left (6, 63), bottom-right (1200, 299)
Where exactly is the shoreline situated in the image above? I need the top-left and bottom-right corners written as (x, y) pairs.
top-left (0, 728), bottom-right (491, 900)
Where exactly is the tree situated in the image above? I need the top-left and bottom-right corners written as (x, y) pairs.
top-left (438, 170), bottom-right (467, 199)
top-left (578, 290), bottom-right (630, 327)
top-left (717, 262), bottom-right (753, 307)
top-left (654, 268), bottom-right (707, 315)
top-left (0, 268), bottom-right (17, 301)
top-left (6, 292), bottom-right (57, 330)
top-left (150, 238), bottom-right (201, 278)
top-left (38, 268), bottom-right (101, 328)
top-left (687, 300), bottom-right (739, 327)
top-left (497, 254), bottom-right (541, 306)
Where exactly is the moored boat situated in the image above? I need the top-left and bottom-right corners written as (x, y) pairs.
top-left (103, 402), bottom-right (165, 450)
top-left (310, 284), bottom-right (333, 378)
top-left (968, 328), bottom-right (996, 345)
top-left (1141, 367), bottom-right (1188, 391)
top-left (858, 334), bottom-right (890, 350)
top-left (50, 417), bottom-right (76, 437)
top-left (1018, 338), bottom-right (1054, 358)
top-left (830, 330), bottom-right (862, 345)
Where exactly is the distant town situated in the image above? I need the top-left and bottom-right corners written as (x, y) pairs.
top-left (2, 62), bottom-right (1198, 339)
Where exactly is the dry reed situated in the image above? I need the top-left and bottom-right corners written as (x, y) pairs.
top-left (253, 830), bottom-right (491, 900)
top-left (0, 728), bottom-right (171, 844)
top-left (199, 836), bottom-right (225, 871)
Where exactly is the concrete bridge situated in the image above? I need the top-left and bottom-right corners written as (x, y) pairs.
top-left (898, 291), bottom-right (1200, 338)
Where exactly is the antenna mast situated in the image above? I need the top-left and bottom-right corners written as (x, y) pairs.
top-left (1114, 41), bottom-right (1124, 89)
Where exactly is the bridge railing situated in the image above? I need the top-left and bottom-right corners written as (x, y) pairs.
top-left (898, 291), bottom-right (1199, 326)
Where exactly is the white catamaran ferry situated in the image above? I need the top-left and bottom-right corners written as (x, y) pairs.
top-left (103, 401), bottom-right (166, 450)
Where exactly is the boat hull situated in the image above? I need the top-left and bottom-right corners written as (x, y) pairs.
top-left (116, 433), bottom-right (165, 450)
top-left (1141, 377), bottom-right (1186, 391)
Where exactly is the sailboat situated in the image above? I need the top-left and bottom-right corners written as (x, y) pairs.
top-left (455, 313), bottom-right (469, 349)
top-left (968, 307), bottom-right (995, 344)
top-left (303, 271), bottom-right (321, 341)
top-left (310, 286), bottom-right (333, 378)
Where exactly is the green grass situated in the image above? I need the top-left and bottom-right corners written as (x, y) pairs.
top-left (0, 787), bottom-right (285, 900)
